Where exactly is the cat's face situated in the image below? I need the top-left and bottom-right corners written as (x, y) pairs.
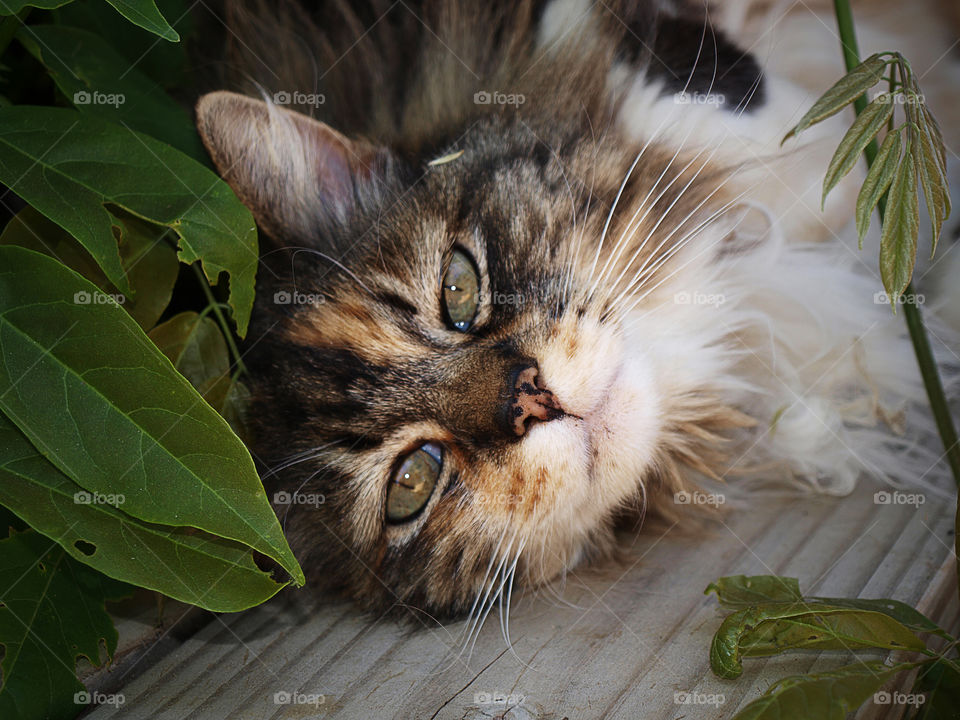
top-left (197, 93), bottom-right (738, 618)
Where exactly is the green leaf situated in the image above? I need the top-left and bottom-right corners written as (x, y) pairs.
top-left (711, 603), bottom-right (925, 679)
top-left (0, 246), bottom-right (303, 586)
top-left (0, 106), bottom-right (257, 335)
top-left (912, 658), bottom-right (960, 719)
top-left (149, 311), bottom-right (232, 410)
top-left (879, 139), bottom-right (919, 308)
top-left (856, 128), bottom-right (902, 246)
top-left (103, 0), bottom-right (178, 41)
top-left (731, 661), bottom-right (917, 720)
top-left (54, 0), bottom-right (191, 89)
top-left (0, 205), bottom-right (179, 331)
top-left (0, 0), bottom-right (74, 13)
top-left (822, 95), bottom-right (894, 207)
top-left (705, 575), bottom-right (803, 606)
top-left (783, 54), bottom-right (888, 142)
top-left (17, 24), bottom-right (206, 160)
top-left (808, 596), bottom-right (952, 640)
top-left (0, 529), bottom-right (131, 720)
top-left (908, 103), bottom-right (952, 258)
top-left (0, 412), bottom-right (291, 612)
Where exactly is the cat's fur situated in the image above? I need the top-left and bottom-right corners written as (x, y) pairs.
top-left (196, 0), bottom-right (960, 620)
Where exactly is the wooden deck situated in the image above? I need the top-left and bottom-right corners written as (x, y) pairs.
top-left (79, 479), bottom-right (958, 719)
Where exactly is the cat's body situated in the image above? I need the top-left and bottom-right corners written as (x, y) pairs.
top-left (196, 0), bottom-right (960, 620)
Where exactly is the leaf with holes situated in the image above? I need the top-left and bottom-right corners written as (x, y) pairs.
top-left (0, 412), bottom-right (291, 611)
top-left (0, 529), bottom-right (131, 720)
top-left (0, 246), bottom-right (303, 587)
top-left (0, 106), bottom-right (257, 335)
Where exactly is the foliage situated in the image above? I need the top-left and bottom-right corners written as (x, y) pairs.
top-left (706, 575), bottom-right (960, 719)
top-left (0, 2), bottom-right (303, 717)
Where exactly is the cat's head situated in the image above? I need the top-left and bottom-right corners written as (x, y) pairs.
top-left (196, 91), bottom-right (745, 618)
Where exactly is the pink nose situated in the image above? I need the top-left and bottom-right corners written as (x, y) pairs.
top-left (508, 366), bottom-right (565, 436)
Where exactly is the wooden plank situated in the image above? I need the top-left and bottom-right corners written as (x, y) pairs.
top-left (82, 481), bottom-right (956, 720)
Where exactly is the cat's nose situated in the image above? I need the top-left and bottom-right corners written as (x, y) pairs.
top-left (506, 365), bottom-right (565, 436)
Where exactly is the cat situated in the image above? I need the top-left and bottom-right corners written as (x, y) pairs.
top-left (195, 0), bottom-right (960, 623)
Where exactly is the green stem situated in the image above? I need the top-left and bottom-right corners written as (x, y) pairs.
top-left (190, 263), bottom-right (247, 377)
top-left (833, 0), bottom-right (960, 601)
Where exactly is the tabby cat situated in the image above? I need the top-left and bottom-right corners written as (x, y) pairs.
top-left (195, 0), bottom-right (959, 622)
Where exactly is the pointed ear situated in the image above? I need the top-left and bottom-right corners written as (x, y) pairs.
top-left (196, 91), bottom-right (391, 242)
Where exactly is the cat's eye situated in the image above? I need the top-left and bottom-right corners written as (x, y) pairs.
top-left (442, 249), bottom-right (479, 331)
top-left (386, 442), bottom-right (443, 522)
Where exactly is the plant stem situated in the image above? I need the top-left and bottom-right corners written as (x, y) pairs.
top-left (190, 263), bottom-right (247, 377)
top-left (832, 0), bottom-right (960, 487)
top-left (833, 0), bottom-right (960, 602)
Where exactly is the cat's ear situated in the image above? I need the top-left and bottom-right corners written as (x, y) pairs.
top-left (196, 91), bottom-right (392, 242)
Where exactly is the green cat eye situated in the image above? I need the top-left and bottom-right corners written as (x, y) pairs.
top-left (386, 442), bottom-right (443, 523)
top-left (442, 249), bottom-right (479, 331)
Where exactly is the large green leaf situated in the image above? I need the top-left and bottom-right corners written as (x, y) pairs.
top-left (711, 603), bottom-right (925, 679)
top-left (0, 246), bottom-right (303, 586)
top-left (0, 529), bottom-right (131, 720)
top-left (0, 205), bottom-right (178, 331)
top-left (821, 94), bottom-right (894, 207)
top-left (18, 24), bottom-right (206, 160)
top-left (0, 106), bottom-right (257, 335)
top-left (879, 138), bottom-right (919, 307)
top-left (0, 412), bottom-right (290, 612)
top-left (732, 661), bottom-right (917, 720)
